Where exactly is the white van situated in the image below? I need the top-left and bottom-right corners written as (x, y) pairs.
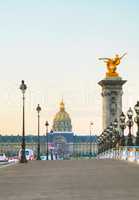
top-left (18, 149), bottom-right (34, 160)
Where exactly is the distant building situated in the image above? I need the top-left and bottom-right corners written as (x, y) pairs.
top-left (46, 100), bottom-right (98, 158)
top-left (52, 100), bottom-right (72, 132)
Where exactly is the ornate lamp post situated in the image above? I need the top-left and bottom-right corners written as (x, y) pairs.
top-left (113, 119), bottom-right (120, 142)
top-left (97, 136), bottom-right (103, 158)
top-left (113, 119), bottom-right (118, 141)
top-left (102, 129), bottom-right (108, 158)
top-left (134, 101), bottom-right (139, 146)
top-left (100, 132), bottom-right (105, 157)
top-left (113, 119), bottom-right (118, 131)
top-left (112, 134), bottom-right (116, 159)
top-left (97, 137), bottom-right (101, 156)
top-left (89, 122), bottom-right (93, 159)
top-left (113, 119), bottom-right (120, 158)
top-left (36, 104), bottom-right (41, 160)
top-left (109, 122), bottom-right (113, 147)
top-left (126, 107), bottom-right (134, 146)
top-left (119, 112), bottom-right (126, 146)
top-left (45, 121), bottom-right (49, 160)
top-left (19, 80), bottom-right (27, 163)
top-left (106, 125), bottom-right (112, 157)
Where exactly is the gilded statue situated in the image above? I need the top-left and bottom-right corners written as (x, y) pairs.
top-left (99, 53), bottom-right (127, 77)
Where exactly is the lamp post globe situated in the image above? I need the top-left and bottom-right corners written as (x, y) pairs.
top-left (36, 104), bottom-right (41, 113)
top-left (134, 101), bottom-right (139, 146)
top-left (126, 107), bottom-right (134, 146)
top-left (20, 80), bottom-right (27, 93)
top-left (120, 112), bottom-right (126, 122)
top-left (36, 104), bottom-right (41, 160)
top-left (127, 107), bottom-right (134, 119)
top-left (19, 80), bottom-right (27, 163)
top-left (103, 129), bottom-right (107, 138)
top-left (113, 119), bottom-right (118, 129)
top-left (45, 120), bottom-right (49, 160)
top-left (109, 122), bottom-right (113, 132)
top-left (109, 122), bottom-right (113, 144)
top-left (113, 119), bottom-right (119, 144)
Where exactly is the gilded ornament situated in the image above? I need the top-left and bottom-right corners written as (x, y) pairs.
top-left (99, 53), bottom-right (127, 77)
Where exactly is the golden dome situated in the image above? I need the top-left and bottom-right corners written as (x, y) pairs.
top-left (52, 100), bottom-right (72, 132)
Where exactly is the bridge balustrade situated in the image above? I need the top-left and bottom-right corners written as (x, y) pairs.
top-left (97, 146), bottom-right (139, 163)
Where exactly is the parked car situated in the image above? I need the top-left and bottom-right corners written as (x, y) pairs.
top-left (0, 153), bottom-right (8, 162)
top-left (18, 149), bottom-right (35, 161)
top-left (40, 154), bottom-right (56, 160)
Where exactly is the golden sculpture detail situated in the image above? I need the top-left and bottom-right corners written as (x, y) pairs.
top-left (99, 53), bottom-right (127, 77)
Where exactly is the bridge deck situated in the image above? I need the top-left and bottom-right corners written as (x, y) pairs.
top-left (0, 160), bottom-right (138, 200)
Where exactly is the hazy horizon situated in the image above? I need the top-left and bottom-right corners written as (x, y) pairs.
top-left (0, 1), bottom-right (139, 135)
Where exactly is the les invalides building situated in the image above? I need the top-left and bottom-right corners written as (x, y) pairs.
top-left (52, 100), bottom-right (72, 132)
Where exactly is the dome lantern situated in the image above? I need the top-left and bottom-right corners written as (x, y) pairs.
top-left (60, 100), bottom-right (65, 111)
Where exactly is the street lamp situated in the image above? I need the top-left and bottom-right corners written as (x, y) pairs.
top-left (19, 80), bottom-right (27, 163)
top-left (97, 136), bottom-right (103, 157)
top-left (89, 122), bottom-right (93, 159)
top-left (109, 122), bottom-right (113, 145)
top-left (113, 119), bottom-right (118, 143)
top-left (113, 119), bottom-right (120, 142)
top-left (119, 112), bottom-right (126, 146)
top-left (45, 120), bottom-right (49, 160)
top-left (101, 131), bottom-right (107, 157)
top-left (102, 129), bottom-right (108, 158)
top-left (113, 119), bottom-right (120, 158)
top-left (126, 107), bottom-right (134, 146)
top-left (113, 119), bottom-right (118, 130)
top-left (36, 104), bottom-right (41, 160)
top-left (134, 101), bottom-right (139, 146)
top-left (107, 124), bottom-right (113, 158)
top-left (100, 136), bottom-right (104, 156)
top-left (112, 134), bottom-right (116, 159)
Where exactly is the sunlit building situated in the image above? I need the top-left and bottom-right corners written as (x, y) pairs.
top-left (52, 100), bottom-right (72, 132)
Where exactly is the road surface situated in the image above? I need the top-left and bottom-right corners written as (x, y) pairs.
top-left (0, 160), bottom-right (138, 200)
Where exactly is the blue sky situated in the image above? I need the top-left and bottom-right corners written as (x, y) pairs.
top-left (0, 0), bottom-right (139, 135)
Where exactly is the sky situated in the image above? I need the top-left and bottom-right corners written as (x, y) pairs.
top-left (0, 0), bottom-right (139, 135)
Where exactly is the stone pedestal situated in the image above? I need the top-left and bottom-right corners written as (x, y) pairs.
top-left (98, 77), bottom-right (127, 130)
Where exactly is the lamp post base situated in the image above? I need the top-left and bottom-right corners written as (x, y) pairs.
top-left (89, 153), bottom-right (92, 159)
top-left (127, 136), bottom-right (134, 146)
top-left (120, 136), bottom-right (125, 146)
top-left (20, 159), bottom-right (27, 163)
top-left (46, 153), bottom-right (49, 160)
top-left (20, 155), bottom-right (27, 163)
top-left (20, 147), bottom-right (27, 163)
top-left (37, 143), bottom-right (41, 160)
top-left (135, 135), bottom-right (139, 146)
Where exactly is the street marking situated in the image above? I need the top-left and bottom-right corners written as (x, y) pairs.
top-left (0, 162), bottom-right (18, 169)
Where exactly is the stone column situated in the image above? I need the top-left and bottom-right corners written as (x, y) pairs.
top-left (98, 77), bottom-right (127, 130)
